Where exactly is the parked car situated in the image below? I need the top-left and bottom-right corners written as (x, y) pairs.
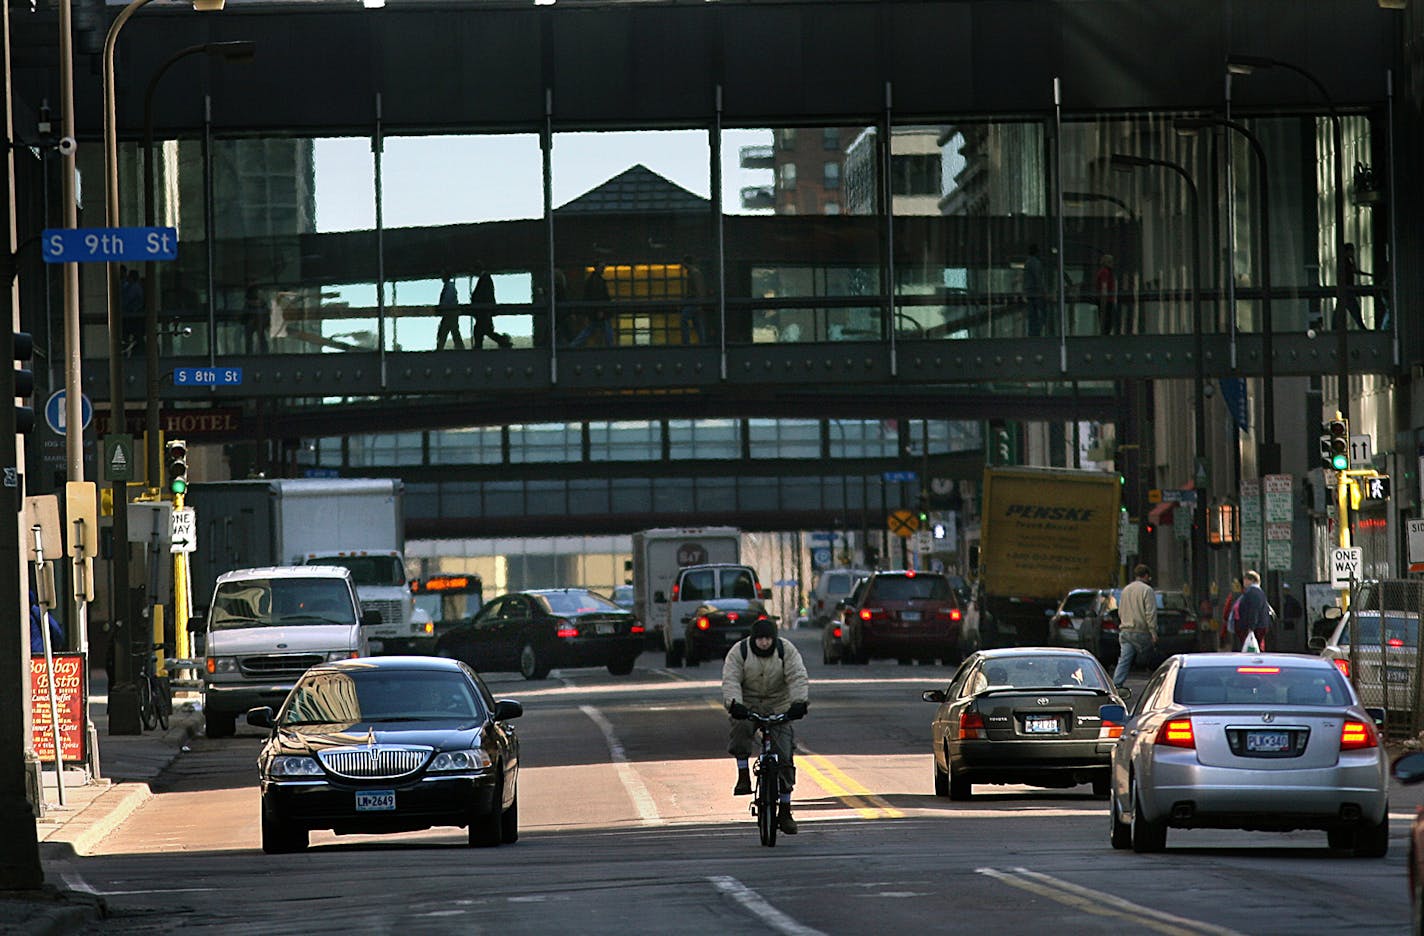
top-left (1047, 588), bottom-right (1115, 654)
top-left (1313, 603), bottom-right (1421, 715)
top-left (1391, 752), bottom-right (1424, 933)
top-left (808, 568), bottom-right (870, 628)
top-left (610, 584), bottom-right (636, 611)
top-left (1088, 588), bottom-right (1205, 669)
top-left (434, 588), bottom-right (644, 680)
top-left (247, 655), bottom-right (522, 853)
top-left (923, 648), bottom-right (1126, 799)
top-left (1101, 653), bottom-right (1389, 855)
top-left (821, 574), bottom-right (870, 664)
top-left (841, 570), bottom-right (966, 665)
top-left (681, 598), bottom-right (771, 666)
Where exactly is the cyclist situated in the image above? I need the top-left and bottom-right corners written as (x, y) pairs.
top-left (722, 617), bottom-right (809, 834)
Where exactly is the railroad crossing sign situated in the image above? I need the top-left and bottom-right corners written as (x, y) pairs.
top-left (1330, 547), bottom-right (1363, 589)
top-left (887, 509), bottom-right (920, 538)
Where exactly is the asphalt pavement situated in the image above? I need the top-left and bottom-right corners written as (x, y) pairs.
top-left (0, 670), bottom-right (203, 935)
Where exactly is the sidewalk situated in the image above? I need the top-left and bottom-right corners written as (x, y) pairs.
top-left (1, 668), bottom-right (203, 935)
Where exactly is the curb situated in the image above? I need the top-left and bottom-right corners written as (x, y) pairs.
top-left (38, 782), bottom-right (153, 859)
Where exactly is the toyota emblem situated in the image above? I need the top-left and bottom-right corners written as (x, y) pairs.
top-left (1036, 697), bottom-right (1050, 705)
top-left (1261, 712), bottom-right (1275, 723)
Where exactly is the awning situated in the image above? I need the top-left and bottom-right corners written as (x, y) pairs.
top-left (1147, 500), bottom-right (1177, 526)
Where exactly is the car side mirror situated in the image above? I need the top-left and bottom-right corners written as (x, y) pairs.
top-left (921, 689), bottom-right (947, 704)
top-left (1099, 703), bottom-right (1128, 724)
top-left (1394, 752), bottom-right (1424, 784)
top-left (361, 609), bottom-right (384, 627)
top-left (1366, 706), bottom-right (1386, 729)
top-left (654, 592), bottom-right (666, 603)
top-left (246, 706), bottom-right (274, 729)
top-left (493, 699), bottom-right (523, 721)
top-left (186, 612), bottom-right (206, 634)
top-left (1307, 636), bottom-right (1326, 651)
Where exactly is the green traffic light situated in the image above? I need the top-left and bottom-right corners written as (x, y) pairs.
top-left (171, 478), bottom-right (187, 495)
top-left (1331, 454), bottom-right (1348, 471)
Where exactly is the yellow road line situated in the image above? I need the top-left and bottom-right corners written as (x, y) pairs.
top-left (800, 751), bottom-right (904, 819)
top-left (795, 757), bottom-right (884, 819)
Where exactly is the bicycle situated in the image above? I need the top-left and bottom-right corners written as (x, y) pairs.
top-left (133, 643), bottom-right (172, 732)
top-left (739, 710), bottom-right (793, 847)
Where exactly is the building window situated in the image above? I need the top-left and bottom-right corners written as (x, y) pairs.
top-left (823, 161), bottom-right (840, 189)
top-left (891, 153), bottom-right (942, 196)
top-left (779, 163), bottom-right (797, 190)
top-left (822, 128), bottom-right (840, 151)
top-left (823, 202), bottom-right (840, 215)
top-left (777, 128), bottom-right (797, 150)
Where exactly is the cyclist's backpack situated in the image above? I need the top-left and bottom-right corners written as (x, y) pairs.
top-left (739, 638), bottom-right (784, 661)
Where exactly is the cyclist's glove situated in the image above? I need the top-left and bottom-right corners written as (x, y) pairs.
top-left (728, 701), bottom-right (750, 720)
top-left (786, 700), bottom-right (809, 720)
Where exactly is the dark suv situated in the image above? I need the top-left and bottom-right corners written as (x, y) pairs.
top-left (841, 570), bottom-right (965, 665)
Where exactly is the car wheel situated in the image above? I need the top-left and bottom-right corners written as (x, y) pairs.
top-left (261, 806), bottom-right (308, 854)
top-left (1327, 826), bottom-right (1355, 850)
top-left (469, 781), bottom-right (505, 847)
top-left (607, 658), bottom-right (636, 676)
top-left (947, 755), bottom-right (971, 801)
top-left (933, 746), bottom-right (949, 798)
top-left (204, 712), bottom-right (236, 739)
top-left (1091, 773), bottom-right (1110, 799)
top-left (1353, 809), bottom-right (1389, 858)
top-left (499, 791), bottom-right (519, 845)
top-left (1129, 777), bottom-right (1166, 853)
top-left (1109, 788), bottom-right (1131, 850)
top-left (519, 644), bottom-right (551, 680)
top-left (664, 641), bottom-right (683, 668)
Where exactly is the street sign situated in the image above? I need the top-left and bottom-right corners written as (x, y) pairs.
top-left (102, 434), bottom-right (135, 482)
top-left (43, 389), bottom-right (92, 435)
top-left (1162, 489), bottom-right (1198, 506)
top-left (1349, 434), bottom-right (1372, 468)
top-left (174, 367), bottom-right (243, 387)
top-left (887, 509), bottom-right (919, 538)
top-left (913, 530), bottom-right (934, 554)
top-left (882, 470), bottom-right (917, 483)
top-left (170, 507), bottom-right (196, 554)
top-left (42, 226), bottom-right (178, 264)
top-left (1409, 518), bottom-right (1424, 573)
top-left (1330, 547), bottom-right (1363, 589)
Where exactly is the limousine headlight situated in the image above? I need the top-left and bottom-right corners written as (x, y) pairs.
top-left (269, 755), bottom-right (323, 778)
top-left (428, 749), bottom-right (492, 772)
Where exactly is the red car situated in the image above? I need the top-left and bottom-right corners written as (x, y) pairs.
top-left (840, 570), bottom-right (965, 665)
top-left (1393, 752), bottom-right (1424, 933)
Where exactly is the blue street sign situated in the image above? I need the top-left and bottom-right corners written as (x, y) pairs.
top-left (882, 470), bottom-right (918, 483)
top-left (174, 367), bottom-right (243, 387)
top-left (43, 389), bottom-right (92, 435)
top-left (42, 227), bottom-right (178, 264)
top-left (303, 468), bottom-right (340, 479)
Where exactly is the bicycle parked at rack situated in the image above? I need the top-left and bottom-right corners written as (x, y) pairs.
top-left (133, 643), bottom-right (172, 731)
top-left (738, 710), bottom-right (794, 847)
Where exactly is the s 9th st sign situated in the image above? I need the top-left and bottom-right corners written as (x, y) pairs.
top-left (42, 226), bottom-right (177, 263)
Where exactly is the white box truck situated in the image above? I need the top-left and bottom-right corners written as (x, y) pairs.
top-left (186, 479), bottom-right (418, 649)
top-left (631, 527), bottom-right (741, 650)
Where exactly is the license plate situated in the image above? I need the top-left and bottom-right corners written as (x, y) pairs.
top-left (355, 790), bottom-right (396, 811)
top-left (901, 611), bottom-right (921, 622)
top-left (1245, 731), bottom-right (1291, 753)
top-left (596, 623), bottom-right (615, 635)
top-left (1025, 716), bottom-right (1060, 734)
top-left (1387, 667), bottom-right (1411, 684)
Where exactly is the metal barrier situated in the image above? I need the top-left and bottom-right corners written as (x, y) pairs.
top-left (1345, 579), bottom-right (1424, 740)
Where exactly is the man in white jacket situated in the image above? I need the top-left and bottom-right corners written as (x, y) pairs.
top-left (722, 617), bottom-right (810, 834)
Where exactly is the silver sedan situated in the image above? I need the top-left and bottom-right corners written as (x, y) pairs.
top-left (1100, 652), bottom-right (1389, 855)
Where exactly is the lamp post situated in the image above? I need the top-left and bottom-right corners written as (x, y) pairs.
top-left (1110, 153), bottom-right (1208, 606)
top-left (142, 41), bottom-right (254, 490)
top-left (102, 0), bottom-right (227, 734)
top-left (1226, 54), bottom-right (1348, 426)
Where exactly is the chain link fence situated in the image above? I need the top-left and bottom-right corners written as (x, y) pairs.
top-left (1345, 579), bottom-right (1424, 740)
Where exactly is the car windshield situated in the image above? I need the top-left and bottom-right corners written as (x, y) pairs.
top-left (280, 669), bottom-right (486, 724)
top-left (976, 655), bottom-right (1111, 691)
top-left (823, 572), bottom-right (852, 593)
top-left (870, 575), bottom-right (951, 601)
top-left (1175, 665), bottom-right (1351, 706)
top-left (1338, 613), bottom-right (1420, 648)
top-left (1157, 591), bottom-right (1190, 611)
top-left (537, 591), bottom-right (622, 614)
top-left (313, 555), bottom-right (406, 587)
top-left (1061, 591), bottom-right (1097, 615)
top-left (209, 577), bottom-right (355, 630)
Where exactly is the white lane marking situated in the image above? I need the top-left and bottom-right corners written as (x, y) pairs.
top-left (709, 875), bottom-right (829, 936)
top-left (579, 704), bottom-right (664, 826)
top-left (60, 872), bottom-right (100, 895)
top-left (59, 871), bottom-right (215, 898)
top-left (975, 867), bottom-right (1248, 936)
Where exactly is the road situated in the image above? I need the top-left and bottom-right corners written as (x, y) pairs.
top-left (48, 631), bottom-right (1416, 934)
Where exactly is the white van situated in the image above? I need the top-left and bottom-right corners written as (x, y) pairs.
top-left (192, 565), bottom-right (382, 739)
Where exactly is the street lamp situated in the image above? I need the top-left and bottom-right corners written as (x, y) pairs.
top-left (1173, 116), bottom-right (1276, 474)
top-left (1226, 54), bottom-right (1349, 426)
top-left (1110, 152), bottom-right (1209, 606)
top-left (103, 0), bottom-right (228, 734)
top-left (142, 40), bottom-right (255, 491)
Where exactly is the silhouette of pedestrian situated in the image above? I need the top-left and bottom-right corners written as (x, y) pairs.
top-left (570, 262), bottom-right (615, 348)
top-left (435, 272), bottom-right (464, 351)
top-left (242, 284), bottom-right (270, 354)
top-left (469, 265), bottom-right (510, 348)
top-left (1333, 242), bottom-right (1370, 331)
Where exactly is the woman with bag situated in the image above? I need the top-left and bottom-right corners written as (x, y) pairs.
top-left (1218, 577), bottom-right (1243, 652)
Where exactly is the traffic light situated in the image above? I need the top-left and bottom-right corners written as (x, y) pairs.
top-left (1321, 416), bottom-right (1349, 470)
top-left (165, 438), bottom-right (188, 495)
top-left (12, 331), bottom-right (33, 434)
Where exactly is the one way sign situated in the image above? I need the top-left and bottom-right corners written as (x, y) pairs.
top-left (1331, 547), bottom-right (1363, 589)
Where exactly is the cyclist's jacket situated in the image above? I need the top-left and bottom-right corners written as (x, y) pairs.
top-left (721, 637), bottom-right (809, 715)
